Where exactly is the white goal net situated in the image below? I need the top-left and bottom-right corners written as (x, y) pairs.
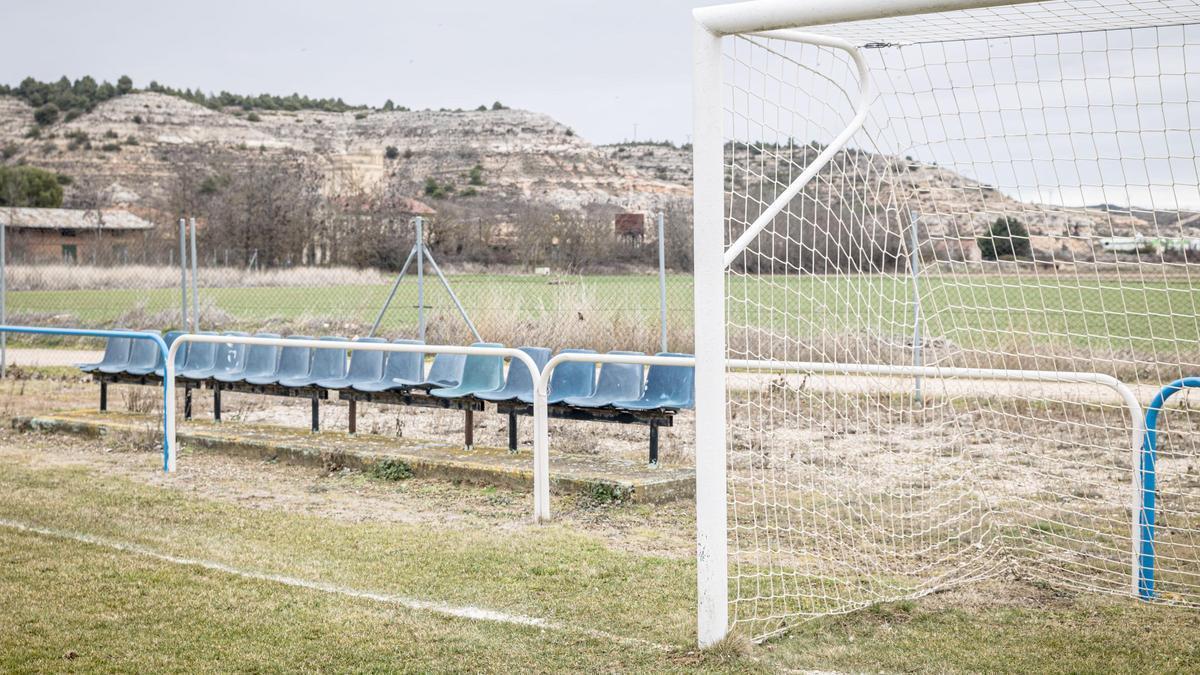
top-left (694, 0), bottom-right (1200, 643)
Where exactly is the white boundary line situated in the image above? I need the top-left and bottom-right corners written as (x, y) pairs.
top-left (0, 517), bottom-right (669, 649)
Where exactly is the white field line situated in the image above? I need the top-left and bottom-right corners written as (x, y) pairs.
top-left (0, 517), bottom-right (669, 650)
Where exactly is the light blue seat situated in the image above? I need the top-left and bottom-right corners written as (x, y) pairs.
top-left (476, 346), bottom-right (551, 403)
top-left (612, 353), bottom-right (695, 411)
top-left (430, 343), bottom-right (505, 399)
top-left (102, 330), bottom-right (160, 375)
top-left (411, 352), bottom-right (466, 390)
top-left (177, 332), bottom-right (220, 381)
top-left (353, 339), bottom-right (424, 392)
top-left (278, 336), bottom-right (347, 388)
top-left (202, 332), bottom-right (250, 382)
top-left (214, 333), bottom-right (280, 384)
top-left (315, 337), bottom-right (386, 389)
top-left (562, 351), bottom-right (645, 408)
top-left (546, 349), bottom-right (597, 404)
top-left (79, 336), bottom-right (132, 373)
top-left (246, 335), bottom-right (312, 386)
top-left (150, 331), bottom-right (189, 378)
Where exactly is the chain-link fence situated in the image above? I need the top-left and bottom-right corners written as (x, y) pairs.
top-left (2, 217), bottom-right (697, 355)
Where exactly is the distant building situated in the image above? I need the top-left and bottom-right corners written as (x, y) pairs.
top-left (614, 212), bottom-right (646, 243)
top-left (0, 207), bottom-right (157, 264)
top-left (1099, 235), bottom-right (1200, 253)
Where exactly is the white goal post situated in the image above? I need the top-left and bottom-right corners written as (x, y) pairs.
top-left (693, 0), bottom-right (1200, 646)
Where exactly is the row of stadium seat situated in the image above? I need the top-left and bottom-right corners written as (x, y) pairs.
top-left (79, 330), bottom-right (694, 463)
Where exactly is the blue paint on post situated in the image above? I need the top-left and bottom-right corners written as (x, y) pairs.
top-left (1139, 376), bottom-right (1200, 599)
top-left (0, 325), bottom-right (172, 472)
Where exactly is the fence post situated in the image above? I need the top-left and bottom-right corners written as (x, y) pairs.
top-left (909, 209), bottom-right (923, 405)
top-left (657, 211), bottom-right (669, 353)
top-left (189, 217), bottom-right (199, 332)
top-left (415, 216), bottom-right (426, 343)
top-left (178, 218), bottom-right (189, 330)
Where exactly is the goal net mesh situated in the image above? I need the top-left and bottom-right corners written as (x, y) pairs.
top-left (719, 0), bottom-right (1200, 641)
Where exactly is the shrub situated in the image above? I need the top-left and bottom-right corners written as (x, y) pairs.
top-left (132, 114), bottom-right (143, 124)
top-left (245, 112), bottom-right (261, 122)
top-left (403, 148), bottom-right (414, 159)
top-left (978, 216), bottom-right (1032, 260)
top-left (491, 100), bottom-right (506, 110)
top-left (369, 459), bottom-right (413, 481)
top-left (384, 145), bottom-right (400, 160)
top-left (423, 177), bottom-right (452, 199)
top-left (103, 129), bottom-right (118, 139)
top-left (100, 143), bottom-right (121, 152)
top-left (33, 103), bottom-right (59, 126)
top-left (354, 111), bottom-right (368, 120)
top-left (468, 164), bottom-right (484, 186)
top-left (476, 104), bottom-right (488, 112)
top-left (0, 165), bottom-right (66, 207)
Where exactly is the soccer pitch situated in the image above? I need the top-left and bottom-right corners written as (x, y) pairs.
top-left (9, 273), bottom-right (1198, 357)
top-left (1, 425), bottom-right (1196, 672)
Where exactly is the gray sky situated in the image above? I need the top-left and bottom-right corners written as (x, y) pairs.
top-left (0, 0), bottom-right (702, 145)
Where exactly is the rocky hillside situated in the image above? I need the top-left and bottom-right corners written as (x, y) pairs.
top-left (0, 92), bottom-right (687, 212)
top-left (3, 90), bottom-right (1195, 258)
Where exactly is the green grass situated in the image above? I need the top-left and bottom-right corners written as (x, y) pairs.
top-left (10, 273), bottom-right (1199, 358)
top-left (2, 449), bottom-right (1199, 671)
top-left (772, 593), bottom-right (1200, 673)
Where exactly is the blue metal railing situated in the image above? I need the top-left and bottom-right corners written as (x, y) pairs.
top-left (0, 326), bottom-right (171, 472)
top-left (1138, 376), bottom-right (1200, 599)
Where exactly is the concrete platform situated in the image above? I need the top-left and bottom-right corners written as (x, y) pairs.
top-left (13, 409), bottom-right (695, 504)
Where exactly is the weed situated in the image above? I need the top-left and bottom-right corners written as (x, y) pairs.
top-left (369, 458), bottom-right (413, 481)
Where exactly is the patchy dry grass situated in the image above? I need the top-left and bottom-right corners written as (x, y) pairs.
top-left (0, 432), bottom-right (1198, 672)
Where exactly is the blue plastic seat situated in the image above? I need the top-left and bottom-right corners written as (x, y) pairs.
top-left (278, 336), bottom-right (347, 388)
top-left (246, 336), bottom-right (313, 386)
top-left (430, 343), bottom-right (505, 399)
top-left (117, 329), bottom-right (165, 374)
top-left (315, 337), bottom-right (386, 389)
top-left (612, 353), bottom-right (695, 411)
top-left (412, 352), bottom-right (466, 389)
top-left (78, 336), bottom-right (132, 373)
top-left (352, 339), bottom-right (424, 392)
top-left (214, 333), bottom-right (280, 384)
top-left (177, 332), bottom-right (220, 381)
top-left (476, 346), bottom-right (551, 403)
top-left (203, 332), bottom-right (250, 382)
top-left (546, 349), bottom-right (597, 404)
top-left (562, 351), bottom-right (645, 408)
top-left (150, 331), bottom-right (189, 378)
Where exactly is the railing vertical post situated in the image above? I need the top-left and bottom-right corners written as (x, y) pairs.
top-left (1, 217), bottom-right (6, 378)
top-left (1135, 377), bottom-right (1200, 600)
top-left (532, 379), bottom-right (551, 522)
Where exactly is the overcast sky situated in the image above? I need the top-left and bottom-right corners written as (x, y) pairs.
top-left (0, 0), bottom-right (703, 145)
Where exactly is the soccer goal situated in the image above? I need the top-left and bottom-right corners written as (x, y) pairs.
top-left (692, 0), bottom-right (1200, 646)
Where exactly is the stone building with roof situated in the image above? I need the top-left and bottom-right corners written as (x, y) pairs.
top-left (0, 207), bottom-right (156, 264)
